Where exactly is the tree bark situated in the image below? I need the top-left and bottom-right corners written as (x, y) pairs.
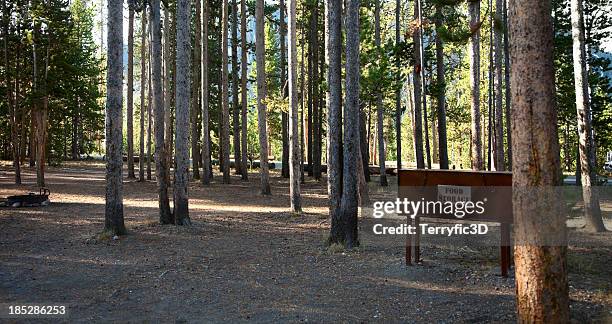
top-left (502, 0), bottom-right (511, 169)
top-left (468, 0), bottom-right (483, 170)
top-left (255, 0), bottom-right (271, 194)
top-left (139, 9), bottom-right (147, 182)
top-left (338, 0), bottom-right (360, 248)
top-left (395, 0), bottom-right (402, 171)
top-left (570, 0), bottom-right (606, 232)
top-left (105, 0), bottom-right (126, 235)
top-left (311, 1), bottom-right (321, 181)
top-left (240, 0), bottom-right (249, 181)
top-left (509, 0), bottom-right (570, 320)
top-left (174, 0), bottom-right (192, 224)
top-left (412, 0), bottom-right (424, 169)
top-left (164, 3), bottom-right (173, 175)
top-left (375, 0), bottom-right (387, 185)
top-left (493, 0), bottom-right (505, 171)
top-left (232, 0), bottom-right (242, 176)
top-left (3, 2), bottom-right (21, 184)
top-left (326, 0), bottom-right (342, 238)
top-left (146, 31), bottom-right (153, 181)
top-left (201, 0), bottom-right (212, 185)
top-left (127, 4), bottom-right (136, 179)
top-left (288, 0), bottom-right (302, 212)
top-left (192, 0), bottom-right (202, 180)
top-left (280, 0), bottom-right (290, 179)
top-left (151, 0), bottom-right (174, 224)
top-left (418, 1), bottom-right (431, 170)
top-left (435, 6), bottom-right (448, 170)
top-left (221, 0), bottom-right (231, 183)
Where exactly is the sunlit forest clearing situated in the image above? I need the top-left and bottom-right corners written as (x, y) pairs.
top-left (1, 0), bottom-right (611, 321)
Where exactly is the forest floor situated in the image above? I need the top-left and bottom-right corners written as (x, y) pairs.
top-left (1, 161), bottom-right (611, 323)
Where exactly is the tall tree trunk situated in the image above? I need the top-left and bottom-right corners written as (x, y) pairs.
top-left (164, 3), bottom-right (173, 175)
top-left (395, 0), bottom-right (402, 171)
top-left (151, 0), bottom-right (174, 224)
top-left (146, 35), bottom-right (153, 181)
top-left (375, 0), bottom-right (387, 185)
top-left (306, 11), bottom-right (314, 177)
top-left (338, 0), bottom-right (360, 248)
top-left (127, 4), bottom-right (136, 179)
top-left (418, 2), bottom-right (431, 169)
top-left (201, 0), bottom-right (212, 185)
top-left (468, 0), bottom-right (483, 170)
top-left (174, 0), bottom-right (192, 224)
top-left (502, 0), bottom-right (511, 169)
top-left (360, 107), bottom-right (371, 182)
top-left (509, 0), bottom-right (570, 320)
top-left (139, 9), bottom-right (147, 182)
top-left (240, 0), bottom-right (249, 181)
top-left (435, 6), bottom-right (448, 169)
top-left (571, 0), bottom-right (606, 232)
top-left (3, 2), bottom-right (21, 184)
top-left (311, 1), bottom-right (321, 181)
top-left (255, 0), bottom-right (271, 194)
top-left (288, 0), bottom-right (302, 212)
top-left (493, 0), bottom-right (505, 171)
top-left (221, 0), bottom-right (231, 183)
top-left (326, 0), bottom-right (342, 237)
top-left (232, 0), bottom-right (242, 176)
top-left (192, 0), bottom-right (202, 180)
top-left (412, 0), bottom-right (424, 169)
top-left (300, 31), bottom-right (306, 184)
top-left (105, 0), bottom-right (126, 235)
top-left (280, 0), bottom-right (290, 179)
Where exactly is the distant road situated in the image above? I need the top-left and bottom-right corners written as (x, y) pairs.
top-left (563, 175), bottom-right (611, 186)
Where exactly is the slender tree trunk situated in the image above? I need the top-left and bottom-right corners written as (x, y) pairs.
top-left (412, 0), bottom-right (424, 169)
top-left (150, 0), bottom-right (174, 224)
top-left (493, 0), bottom-right (505, 171)
top-left (3, 4), bottom-right (21, 184)
top-left (503, 0), bottom-right (511, 169)
top-left (326, 0), bottom-right (342, 237)
top-left (571, 0), bottom-right (606, 232)
top-left (192, 0), bottom-right (202, 180)
top-left (468, 0), bottom-right (483, 170)
top-left (240, 0), bottom-right (249, 180)
top-left (509, 0), bottom-right (570, 320)
top-left (174, 0), bottom-right (192, 224)
top-left (360, 107), bottom-right (371, 182)
top-left (300, 32), bottom-right (306, 184)
top-left (201, 0), bottom-right (212, 185)
top-left (255, 0), bottom-right (271, 194)
top-left (105, 0), bottom-right (126, 235)
top-left (280, 0), bottom-right (290, 179)
top-left (435, 6), bottom-right (448, 169)
top-left (232, 0), bottom-right (242, 176)
top-left (418, 1), bottom-right (431, 169)
top-left (306, 12), bottom-right (313, 177)
top-left (311, 1), bottom-right (321, 181)
top-left (164, 3), bottom-right (173, 175)
top-left (288, 0), bottom-right (302, 212)
top-left (395, 0), bottom-right (402, 171)
top-left (338, 0), bottom-right (360, 248)
top-left (146, 37), bottom-right (153, 181)
top-left (127, 5), bottom-right (136, 179)
top-left (138, 8), bottom-right (147, 182)
top-left (375, 0), bottom-right (387, 185)
top-left (221, 0), bottom-right (231, 183)
top-left (139, 9), bottom-right (147, 182)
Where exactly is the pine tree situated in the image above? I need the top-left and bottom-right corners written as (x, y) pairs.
top-left (104, 0), bottom-right (126, 235)
top-left (255, 0), bottom-right (271, 194)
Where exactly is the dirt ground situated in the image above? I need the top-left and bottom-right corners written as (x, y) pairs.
top-left (1, 162), bottom-right (611, 323)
